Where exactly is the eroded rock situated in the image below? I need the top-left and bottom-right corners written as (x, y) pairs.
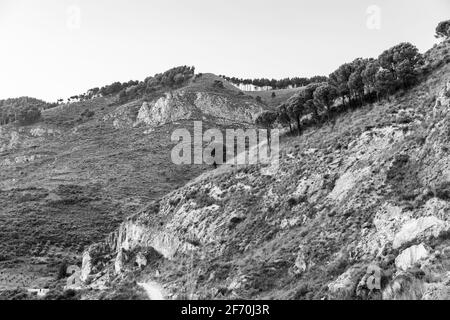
top-left (395, 243), bottom-right (430, 271)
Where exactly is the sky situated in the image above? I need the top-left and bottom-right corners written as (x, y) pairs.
top-left (0, 0), bottom-right (449, 102)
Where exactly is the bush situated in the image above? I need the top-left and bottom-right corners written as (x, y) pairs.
top-left (17, 106), bottom-right (41, 125)
top-left (213, 80), bottom-right (224, 89)
top-left (56, 261), bottom-right (68, 280)
top-left (0, 97), bottom-right (47, 125)
top-left (434, 181), bottom-right (450, 200)
top-left (81, 109), bottom-right (95, 118)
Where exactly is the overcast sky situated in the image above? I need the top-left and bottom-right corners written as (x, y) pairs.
top-left (0, 0), bottom-right (449, 101)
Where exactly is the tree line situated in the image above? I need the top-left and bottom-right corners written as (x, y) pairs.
top-left (219, 75), bottom-right (328, 90)
top-left (0, 97), bottom-right (56, 125)
top-left (256, 19), bottom-right (450, 135)
top-left (62, 66), bottom-right (196, 104)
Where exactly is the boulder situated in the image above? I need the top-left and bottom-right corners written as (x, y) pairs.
top-left (80, 243), bottom-right (110, 283)
top-left (393, 216), bottom-right (448, 249)
top-left (135, 252), bottom-right (148, 269)
top-left (328, 266), bottom-right (363, 298)
top-left (395, 243), bottom-right (430, 271)
top-left (114, 249), bottom-right (125, 274)
top-left (293, 247), bottom-right (307, 275)
top-left (65, 271), bottom-right (83, 290)
top-left (80, 251), bottom-right (93, 283)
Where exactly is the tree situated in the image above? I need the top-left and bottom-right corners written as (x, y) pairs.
top-left (347, 58), bottom-right (370, 104)
top-left (435, 20), bottom-right (450, 39)
top-left (362, 60), bottom-right (380, 96)
top-left (286, 93), bottom-right (305, 135)
top-left (16, 106), bottom-right (41, 125)
top-left (329, 63), bottom-right (354, 106)
top-left (213, 80), bottom-right (224, 89)
top-left (255, 111), bottom-right (278, 143)
top-left (277, 104), bottom-right (292, 132)
top-left (56, 261), bottom-right (68, 280)
top-left (313, 84), bottom-right (338, 119)
top-left (378, 42), bottom-right (422, 89)
top-left (256, 111), bottom-right (277, 128)
top-left (375, 69), bottom-right (397, 99)
top-left (300, 82), bottom-right (324, 123)
top-left (118, 89), bottom-right (127, 102)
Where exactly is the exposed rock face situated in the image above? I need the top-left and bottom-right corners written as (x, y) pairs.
top-left (395, 244), bottom-right (430, 271)
top-left (135, 90), bottom-right (264, 127)
top-left (393, 217), bottom-right (449, 249)
top-left (135, 252), bottom-right (148, 269)
top-left (102, 101), bottom-right (140, 129)
top-left (80, 243), bottom-right (111, 283)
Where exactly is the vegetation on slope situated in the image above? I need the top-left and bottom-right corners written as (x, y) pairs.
top-left (0, 97), bottom-right (57, 126)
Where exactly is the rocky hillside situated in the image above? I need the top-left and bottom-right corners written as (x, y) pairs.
top-left (74, 42), bottom-right (450, 300)
top-left (0, 74), bottom-right (271, 295)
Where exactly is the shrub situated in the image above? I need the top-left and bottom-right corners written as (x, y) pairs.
top-left (434, 181), bottom-right (450, 200)
top-left (81, 109), bottom-right (95, 118)
top-left (435, 20), bottom-right (450, 39)
top-left (213, 80), bottom-right (224, 89)
top-left (56, 261), bottom-right (68, 280)
top-left (17, 106), bottom-right (41, 125)
top-left (0, 97), bottom-right (47, 125)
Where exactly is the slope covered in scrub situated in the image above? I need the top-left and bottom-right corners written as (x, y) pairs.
top-left (0, 70), bottom-right (271, 294)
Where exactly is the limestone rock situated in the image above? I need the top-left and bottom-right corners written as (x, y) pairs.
top-left (134, 90), bottom-right (264, 128)
top-left (328, 266), bottom-right (363, 298)
top-left (80, 250), bottom-right (93, 283)
top-left (136, 252), bottom-right (148, 269)
top-left (293, 247), bottom-right (307, 275)
top-left (395, 244), bottom-right (430, 271)
top-left (114, 249), bottom-right (126, 274)
top-left (80, 243), bottom-right (110, 283)
top-left (393, 216), bottom-right (448, 249)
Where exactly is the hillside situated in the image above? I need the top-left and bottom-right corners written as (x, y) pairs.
top-left (0, 74), bottom-right (270, 294)
top-left (245, 87), bottom-right (304, 108)
top-left (65, 41), bottom-right (450, 300)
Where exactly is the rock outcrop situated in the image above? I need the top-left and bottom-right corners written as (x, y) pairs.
top-left (135, 90), bottom-right (265, 127)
